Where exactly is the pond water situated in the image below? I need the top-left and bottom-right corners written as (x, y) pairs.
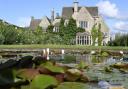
top-left (49, 54), bottom-right (128, 89)
top-left (0, 52), bottom-right (128, 89)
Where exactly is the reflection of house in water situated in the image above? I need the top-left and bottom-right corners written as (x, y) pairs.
top-left (49, 55), bottom-right (63, 60)
top-left (76, 54), bottom-right (92, 64)
top-left (49, 54), bottom-right (92, 64)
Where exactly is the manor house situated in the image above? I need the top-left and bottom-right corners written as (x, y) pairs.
top-left (29, 1), bottom-right (110, 46)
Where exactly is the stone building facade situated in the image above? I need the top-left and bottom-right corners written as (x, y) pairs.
top-left (29, 1), bottom-right (110, 46)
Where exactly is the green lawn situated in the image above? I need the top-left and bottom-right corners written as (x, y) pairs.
top-left (0, 44), bottom-right (128, 51)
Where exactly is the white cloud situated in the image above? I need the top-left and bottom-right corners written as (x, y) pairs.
top-left (117, 14), bottom-right (128, 20)
top-left (96, 0), bottom-right (119, 18)
top-left (114, 21), bottom-right (128, 31)
top-left (15, 17), bottom-right (31, 27)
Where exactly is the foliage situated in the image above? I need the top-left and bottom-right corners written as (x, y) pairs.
top-left (109, 33), bottom-right (128, 46)
top-left (0, 32), bottom-right (5, 44)
top-left (43, 33), bottom-right (63, 44)
top-left (40, 61), bottom-right (65, 73)
top-left (0, 18), bottom-right (84, 45)
top-left (30, 74), bottom-right (58, 89)
top-left (59, 18), bottom-right (65, 37)
top-left (76, 27), bottom-right (85, 33)
top-left (97, 24), bottom-right (103, 46)
top-left (91, 23), bottom-right (103, 46)
top-left (91, 24), bottom-right (98, 46)
top-left (77, 60), bottom-right (88, 69)
top-left (47, 25), bottom-right (54, 33)
top-left (101, 52), bottom-right (109, 57)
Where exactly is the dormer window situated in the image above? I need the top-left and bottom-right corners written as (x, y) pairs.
top-left (79, 21), bottom-right (88, 29)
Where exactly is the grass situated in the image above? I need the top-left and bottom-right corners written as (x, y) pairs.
top-left (0, 44), bottom-right (128, 51)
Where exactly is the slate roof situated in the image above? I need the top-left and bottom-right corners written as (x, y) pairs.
top-left (29, 16), bottom-right (51, 30)
top-left (30, 19), bottom-right (41, 30)
top-left (62, 7), bottom-right (98, 19)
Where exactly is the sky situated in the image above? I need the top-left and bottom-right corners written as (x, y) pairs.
top-left (0, 0), bottom-right (128, 34)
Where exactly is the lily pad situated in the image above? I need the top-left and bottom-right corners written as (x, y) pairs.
top-left (77, 61), bottom-right (88, 69)
top-left (30, 74), bottom-right (58, 89)
top-left (54, 82), bottom-right (89, 89)
top-left (40, 61), bottom-right (65, 73)
top-left (17, 69), bottom-right (40, 81)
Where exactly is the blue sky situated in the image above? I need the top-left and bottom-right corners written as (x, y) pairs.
top-left (0, 0), bottom-right (128, 33)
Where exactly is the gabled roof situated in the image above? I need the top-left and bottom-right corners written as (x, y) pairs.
top-left (29, 16), bottom-right (51, 30)
top-left (44, 16), bottom-right (51, 23)
top-left (52, 18), bottom-right (61, 27)
top-left (62, 7), bottom-right (98, 19)
top-left (30, 19), bottom-right (41, 30)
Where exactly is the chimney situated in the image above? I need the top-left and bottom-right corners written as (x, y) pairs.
top-left (74, 0), bottom-right (79, 12)
top-left (56, 13), bottom-right (60, 19)
top-left (31, 16), bottom-right (34, 20)
top-left (51, 8), bottom-right (55, 22)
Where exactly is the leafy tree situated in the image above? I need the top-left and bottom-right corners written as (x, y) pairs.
top-left (63, 18), bottom-right (77, 44)
top-left (110, 33), bottom-right (128, 46)
top-left (43, 33), bottom-right (62, 44)
top-left (0, 33), bottom-right (5, 44)
top-left (34, 26), bottom-right (43, 35)
top-left (97, 24), bottom-right (103, 46)
top-left (47, 25), bottom-right (54, 33)
top-left (3, 26), bottom-right (18, 44)
top-left (59, 18), bottom-right (65, 37)
top-left (91, 24), bottom-right (98, 46)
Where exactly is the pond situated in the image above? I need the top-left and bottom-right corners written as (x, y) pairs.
top-left (49, 54), bottom-right (128, 89)
top-left (0, 51), bottom-right (128, 89)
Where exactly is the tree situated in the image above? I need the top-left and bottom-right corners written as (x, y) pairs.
top-left (109, 33), bottom-right (128, 46)
top-left (97, 24), bottom-right (103, 46)
top-left (0, 33), bottom-right (5, 44)
top-left (34, 26), bottom-right (43, 35)
top-left (91, 24), bottom-right (98, 46)
top-left (63, 18), bottom-right (77, 44)
top-left (43, 33), bottom-right (62, 44)
top-left (59, 18), bottom-right (65, 37)
top-left (47, 25), bottom-right (54, 33)
top-left (3, 26), bottom-right (18, 44)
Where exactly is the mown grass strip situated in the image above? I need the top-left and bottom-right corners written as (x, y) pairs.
top-left (0, 45), bottom-right (127, 51)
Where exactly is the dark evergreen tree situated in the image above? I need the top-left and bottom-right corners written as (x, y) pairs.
top-left (47, 25), bottom-right (54, 33)
top-left (63, 18), bottom-right (77, 44)
top-left (59, 18), bottom-right (65, 37)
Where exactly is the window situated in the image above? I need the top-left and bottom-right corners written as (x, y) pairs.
top-left (79, 21), bottom-right (88, 29)
top-left (103, 32), bottom-right (108, 37)
top-left (53, 27), bottom-right (59, 32)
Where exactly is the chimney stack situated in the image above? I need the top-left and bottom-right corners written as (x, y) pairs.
top-left (31, 16), bottom-right (34, 20)
top-left (51, 8), bottom-right (55, 22)
top-left (74, 0), bottom-right (79, 12)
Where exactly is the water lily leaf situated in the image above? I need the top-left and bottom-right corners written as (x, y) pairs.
top-left (40, 61), bottom-right (65, 73)
top-left (54, 82), bottom-right (89, 89)
top-left (17, 69), bottom-right (40, 81)
top-left (77, 61), bottom-right (88, 69)
top-left (31, 74), bottom-right (58, 89)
